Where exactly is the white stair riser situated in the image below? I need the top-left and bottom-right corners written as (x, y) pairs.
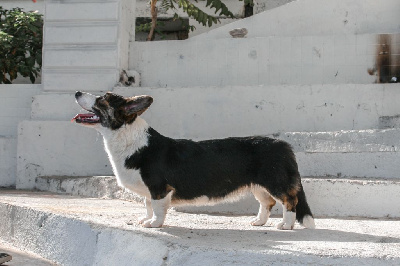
top-left (178, 178), bottom-right (400, 218)
top-left (16, 121), bottom-right (400, 190)
top-left (45, 23), bottom-right (118, 45)
top-left (31, 84), bottom-right (400, 132)
top-left (130, 33), bottom-right (392, 87)
top-left (298, 152), bottom-right (400, 179)
top-left (44, 48), bottom-right (118, 68)
top-left (45, 2), bottom-right (119, 22)
top-left (42, 69), bottom-right (119, 92)
top-left (17, 122), bottom-right (112, 189)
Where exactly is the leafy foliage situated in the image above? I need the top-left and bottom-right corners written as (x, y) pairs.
top-left (175, 0), bottom-right (234, 27)
top-left (136, 19), bottom-right (169, 39)
top-left (140, 0), bottom-right (236, 33)
top-left (0, 7), bottom-right (43, 84)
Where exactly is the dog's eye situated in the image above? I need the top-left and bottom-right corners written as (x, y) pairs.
top-left (97, 96), bottom-right (106, 103)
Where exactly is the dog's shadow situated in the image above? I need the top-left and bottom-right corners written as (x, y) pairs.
top-left (154, 218), bottom-right (400, 253)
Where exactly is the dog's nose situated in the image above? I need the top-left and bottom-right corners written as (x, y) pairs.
top-left (75, 91), bottom-right (82, 98)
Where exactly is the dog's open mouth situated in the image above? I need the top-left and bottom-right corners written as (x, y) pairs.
top-left (72, 112), bottom-right (100, 124)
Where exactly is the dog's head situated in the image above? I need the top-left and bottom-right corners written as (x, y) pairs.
top-left (72, 91), bottom-right (153, 130)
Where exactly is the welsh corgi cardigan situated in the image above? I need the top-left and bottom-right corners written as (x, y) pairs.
top-left (73, 91), bottom-right (315, 229)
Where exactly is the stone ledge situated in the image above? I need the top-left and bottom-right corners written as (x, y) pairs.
top-left (1, 190), bottom-right (399, 265)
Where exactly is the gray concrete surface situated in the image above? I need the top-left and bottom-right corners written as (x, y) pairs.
top-left (0, 241), bottom-right (56, 266)
top-left (1, 190), bottom-right (399, 265)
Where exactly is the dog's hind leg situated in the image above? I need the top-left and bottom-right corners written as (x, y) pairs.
top-left (250, 186), bottom-right (276, 226)
top-left (275, 189), bottom-right (298, 230)
top-left (138, 198), bottom-right (153, 224)
top-left (142, 192), bottom-right (172, 228)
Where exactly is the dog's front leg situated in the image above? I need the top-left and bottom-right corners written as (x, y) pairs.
top-left (142, 192), bottom-right (172, 228)
top-left (138, 198), bottom-right (153, 224)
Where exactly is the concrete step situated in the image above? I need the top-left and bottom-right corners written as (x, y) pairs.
top-left (44, 21), bottom-right (119, 46)
top-left (44, 45), bottom-right (118, 69)
top-left (45, 1), bottom-right (121, 22)
top-left (30, 84), bottom-right (400, 132)
top-left (17, 116), bottom-right (400, 189)
top-left (41, 68), bottom-right (119, 92)
top-left (1, 190), bottom-right (399, 266)
top-left (35, 176), bottom-right (141, 202)
top-left (19, 85), bottom-right (400, 188)
top-left (130, 32), bottom-right (400, 87)
top-left (34, 176), bottom-right (400, 218)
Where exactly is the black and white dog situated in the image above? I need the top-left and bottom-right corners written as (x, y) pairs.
top-left (73, 91), bottom-right (315, 229)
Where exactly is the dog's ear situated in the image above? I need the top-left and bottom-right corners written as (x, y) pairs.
top-left (123, 95), bottom-right (153, 116)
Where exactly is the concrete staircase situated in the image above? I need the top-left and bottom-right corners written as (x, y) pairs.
top-left (1, 190), bottom-right (400, 266)
top-left (16, 84), bottom-right (400, 189)
top-left (42, 0), bottom-right (135, 92)
top-left (30, 125), bottom-right (400, 218)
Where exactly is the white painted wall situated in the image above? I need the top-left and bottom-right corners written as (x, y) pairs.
top-left (130, 33), bottom-right (386, 87)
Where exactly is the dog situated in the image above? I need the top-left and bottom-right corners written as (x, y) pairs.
top-left (73, 91), bottom-right (315, 229)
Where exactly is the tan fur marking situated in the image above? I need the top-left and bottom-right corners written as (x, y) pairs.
top-left (166, 184), bottom-right (175, 193)
top-left (268, 197), bottom-right (276, 211)
top-left (288, 187), bottom-right (299, 197)
top-left (281, 189), bottom-right (298, 212)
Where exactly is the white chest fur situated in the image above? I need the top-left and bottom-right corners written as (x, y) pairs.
top-left (99, 117), bottom-right (151, 198)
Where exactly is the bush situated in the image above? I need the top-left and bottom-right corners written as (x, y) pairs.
top-left (0, 7), bottom-right (43, 84)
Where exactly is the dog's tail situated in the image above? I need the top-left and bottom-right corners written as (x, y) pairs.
top-left (296, 183), bottom-right (316, 229)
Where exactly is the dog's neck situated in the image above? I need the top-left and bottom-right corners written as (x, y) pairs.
top-left (99, 116), bottom-right (150, 162)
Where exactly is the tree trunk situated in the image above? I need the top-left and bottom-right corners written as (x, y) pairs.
top-left (147, 0), bottom-right (158, 41)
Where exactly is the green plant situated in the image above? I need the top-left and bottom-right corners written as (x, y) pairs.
top-left (140, 0), bottom-right (253, 41)
top-left (0, 7), bottom-right (43, 84)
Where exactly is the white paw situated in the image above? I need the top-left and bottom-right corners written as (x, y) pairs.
top-left (250, 217), bottom-right (266, 226)
top-left (301, 215), bottom-right (316, 229)
top-left (142, 218), bottom-right (164, 228)
top-left (138, 216), bottom-right (152, 224)
top-left (276, 221), bottom-right (294, 230)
